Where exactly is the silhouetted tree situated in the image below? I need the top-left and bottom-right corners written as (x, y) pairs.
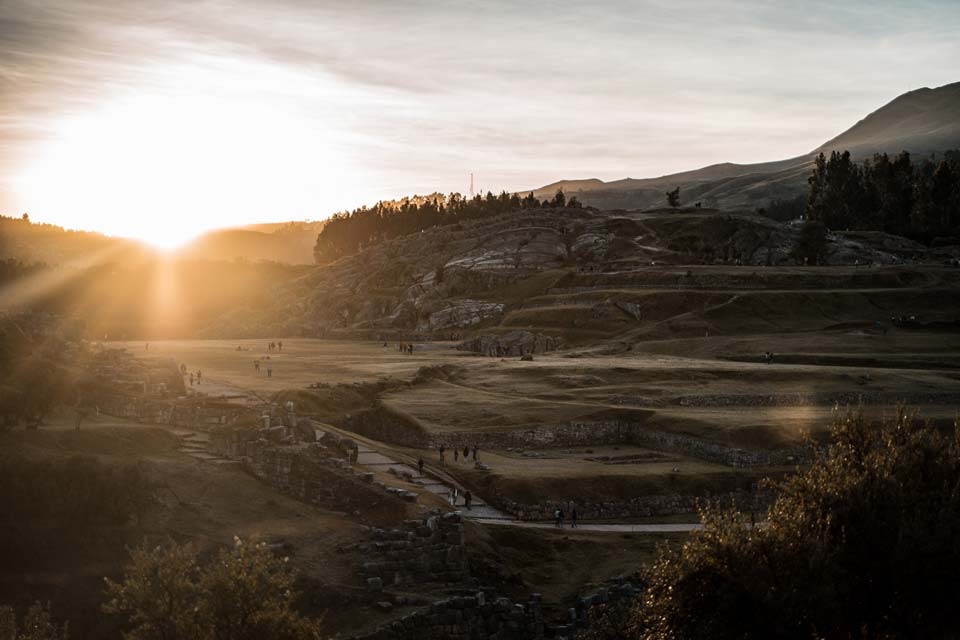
top-left (666, 187), bottom-right (680, 208)
top-left (792, 219), bottom-right (827, 265)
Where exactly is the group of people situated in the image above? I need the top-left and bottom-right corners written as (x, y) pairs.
top-left (437, 444), bottom-right (480, 466)
top-left (267, 341), bottom-right (283, 352)
top-left (181, 363), bottom-right (203, 387)
top-left (761, 351), bottom-right (775, 364)
top-left (253, 359), bottom-right (273, 378)
top-left (554, 507), bottom-right (578, 528)
top-left (397, 342), bottom-right (415, 354)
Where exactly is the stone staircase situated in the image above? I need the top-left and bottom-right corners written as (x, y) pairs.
top-left (170, 428), bottom-right (241, 466)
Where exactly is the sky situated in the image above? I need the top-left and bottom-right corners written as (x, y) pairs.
top-left (1, 0), bottom-right (958, 246)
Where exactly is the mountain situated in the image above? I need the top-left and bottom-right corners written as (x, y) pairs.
top-left (532, 82), bottom-right (960, 211)
top-left (179, 220), bottom-right (325, 264)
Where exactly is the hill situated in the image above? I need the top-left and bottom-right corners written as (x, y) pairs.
top-left (179, 220), bottom-right (324, 264)
top-left (204, 205), bottom-right (960, 342)
top-left (532, 82), bottom-right (960, 211)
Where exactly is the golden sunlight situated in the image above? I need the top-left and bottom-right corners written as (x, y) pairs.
top-left (15, 74), bottom-right (342, 248)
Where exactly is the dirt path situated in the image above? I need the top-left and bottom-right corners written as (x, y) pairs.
top-left (474, 519), bottom-right (703, 532)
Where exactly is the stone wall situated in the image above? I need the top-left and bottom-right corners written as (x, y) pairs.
top-left (426, 420), bottom-right (811, 468)
top-left (359, 511), bottom-right (470, 587)
top-left (354, 591), bottom-right (544, 640)
top-left (492, 488), bottom-right (773, 522)
top-left (241, 441), bottom-right (409, 519)
top-left (96, 393), bottom-right (257, 428)
top-left (457, 331), bottom-right (562, 357)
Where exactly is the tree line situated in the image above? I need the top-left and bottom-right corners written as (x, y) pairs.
top-left (313, 189), bottom-right (581, 263)
top-left (807, 149), bottom-right (960, 242)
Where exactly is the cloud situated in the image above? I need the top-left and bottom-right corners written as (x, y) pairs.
top-left (1, 0), bottom-right (958, 232)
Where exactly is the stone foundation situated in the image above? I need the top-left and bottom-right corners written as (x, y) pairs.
top-left (359, 511), bottom-right (470, 586)
top-left (354, 591), bottom-right (544, 640)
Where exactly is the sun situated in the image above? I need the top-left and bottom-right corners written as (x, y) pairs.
top-left (14, 66), bottom-right (349, 248)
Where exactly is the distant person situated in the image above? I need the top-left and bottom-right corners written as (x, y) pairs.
top-left (571, 508), bottom-right (578, 528)
top-left (558, 508), bottom-right (565, 528)
top-left (267, 367), bottom-right (273, 378)
top-left (278, 340), bottom-right (283, 351)
top-left (464, 490), bottom-right (472, 510)
top-left (555, 509), bottom-right (562, 528)
top-left (197, 369), bottom-right (202, 384)
top-left (189, 373), bottom-right (194, 387)
top-left (254, 360), bottom-right (260, 372)
top-left (472, 445), bottom-right (478, 462)
top-left (454, 448), bottom-right (459, 463)
top-left (439, 445), bottom-right (445, 466)
top-left (418, 457), bottom-right (425, 476)
top-left (463, 445), bottom-right (469, 461)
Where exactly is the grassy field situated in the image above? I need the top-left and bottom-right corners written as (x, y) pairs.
top-left (108, 334), bottom-right (960, 512)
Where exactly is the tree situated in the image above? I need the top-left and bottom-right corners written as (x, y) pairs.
top-left (0, 602), bottom-right (68, 640)
top-left (666, 187), bottom-right (680, 208)
top-left (552, 189), bottom-right (566, 208)
top-left (792, 219), bottom-right (827, 265)
top-left (104, 539), bottom-right (320, 640)
top-left (621, 408), bottom-right (960, 639)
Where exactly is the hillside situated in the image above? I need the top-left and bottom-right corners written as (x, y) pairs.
top-left (204, 205), bottom-right (960, 343)
top-left (533, 82), bottom-right (960, 211)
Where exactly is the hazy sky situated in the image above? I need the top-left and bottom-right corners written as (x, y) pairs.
top-left (1, 0), bottom-right (958, 244)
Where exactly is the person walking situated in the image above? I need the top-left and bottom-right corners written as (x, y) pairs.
top-left (472, 445), bottom-right (479, 462)
top-left (439, 445), bottom-right (446, 466)
top-left (558, 508), bottom-right (565, 528)
top-left (418, 457), bottom-right (425, 476)
top-left (454, 448), bottom-right (459, 463)
top-left (571, 508), bottom-right (578, 529)
top-left (464, 490), bottom-right (472, 510)
top-left (554, 508), bottom-right (562, 528)
top-left (463, 445), bottom-right (469, 462)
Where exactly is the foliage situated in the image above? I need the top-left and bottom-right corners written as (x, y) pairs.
top-left (791, 219), bottom-right (827, 265)
top-left (665, 187), bottom-right (680, 208)
top-left (623, 409), bottom-right (960, 639)
top-left (806, 149), bottom-right (960, 241)
top-left (104, 538), bottom-right (321, 640)
top-left (0, 602), bottom-right (69, 640)
top-left (312, 189), bottom-right (575, 264)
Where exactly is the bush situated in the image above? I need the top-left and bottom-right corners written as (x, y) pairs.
top-left (104, 538), bottom-right (321, 640)
top-left (0, 602), bottom-right (69, 640)
top-left (620, 408), bottom-right (960, 639)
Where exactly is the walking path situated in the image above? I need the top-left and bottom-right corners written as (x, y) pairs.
top-left (171, 417), bottom-right (710, 534)
top-left (474, 519), bottom-right (703, 533)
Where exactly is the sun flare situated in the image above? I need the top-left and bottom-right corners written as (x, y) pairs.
top-left (14, 65), bottom-right (347, 248)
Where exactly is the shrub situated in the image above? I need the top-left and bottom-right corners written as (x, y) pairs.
top-left (620, 408), bottom-right (960, 639)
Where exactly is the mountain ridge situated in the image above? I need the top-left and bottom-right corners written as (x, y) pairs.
top-left (531, 82), bottom-right (960, 210)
